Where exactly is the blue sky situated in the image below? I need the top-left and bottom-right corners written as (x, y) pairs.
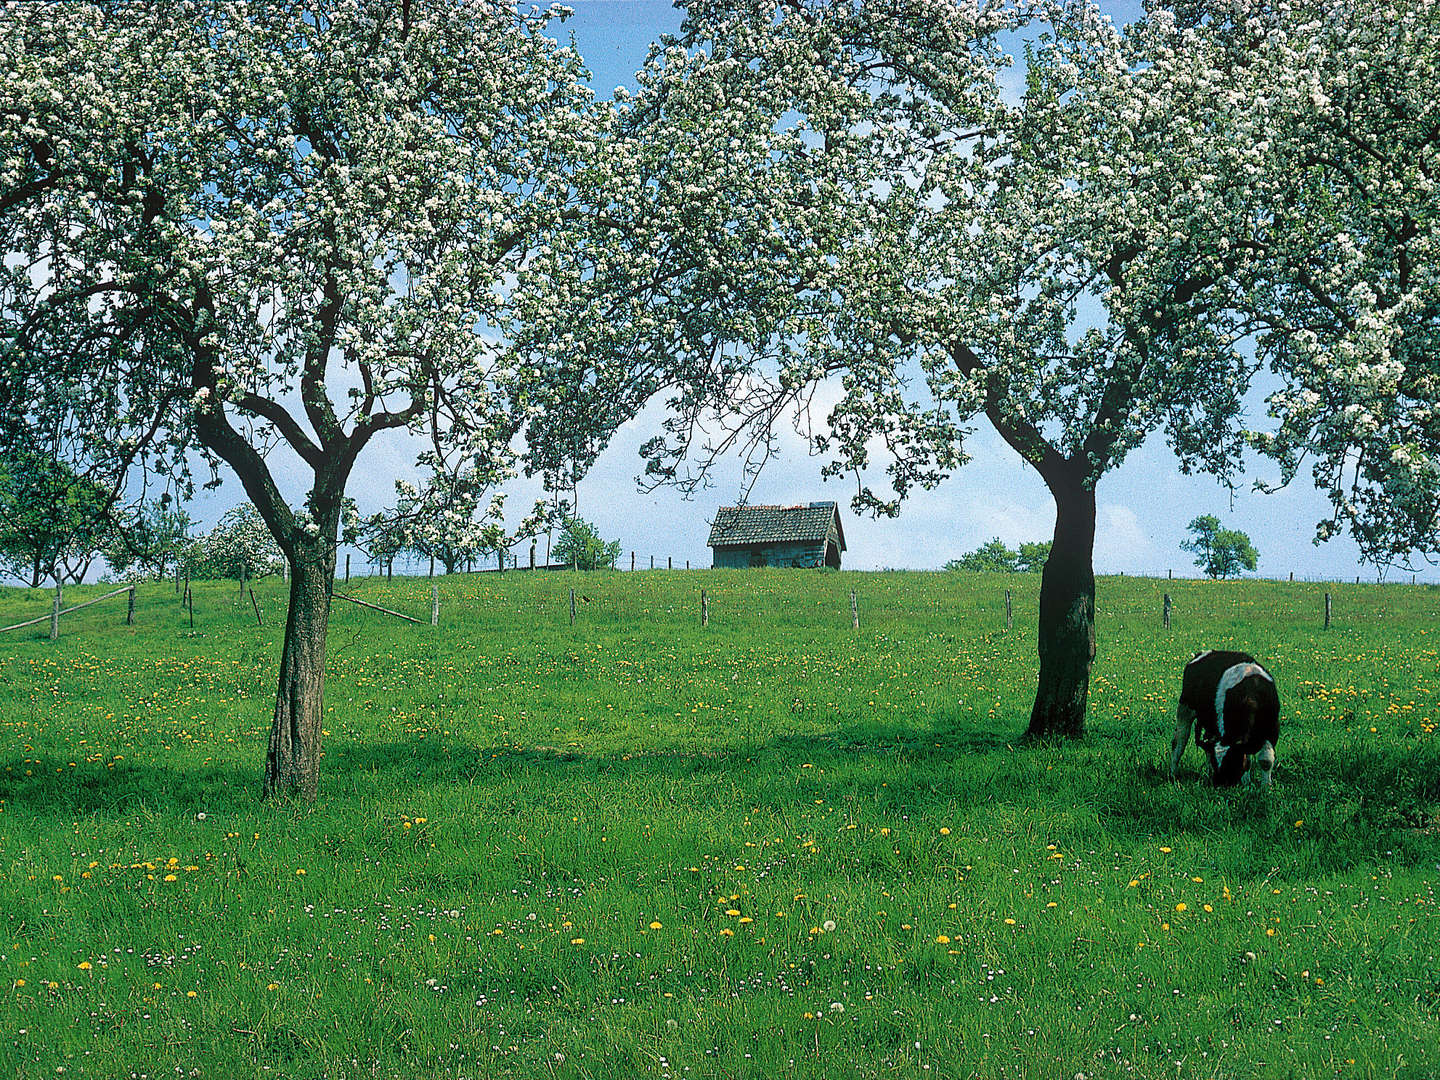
top-left (179, 1), bottom-right (1409, 583)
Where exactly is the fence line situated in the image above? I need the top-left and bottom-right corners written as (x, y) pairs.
top-left (1, 585), bottom-right (133, 636)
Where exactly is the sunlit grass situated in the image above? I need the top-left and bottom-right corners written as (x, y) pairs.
top-left (1, 570), bottom-right (1437, 1078)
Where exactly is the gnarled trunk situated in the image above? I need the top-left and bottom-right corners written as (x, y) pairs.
top-left (1025, 480), bottom-right (1096, 741)
top-left (264, 541), bottom-right (335, 800)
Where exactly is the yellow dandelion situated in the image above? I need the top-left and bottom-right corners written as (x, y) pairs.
top-left (570, 938), bottom-right (585, 945)
top-left (935, 934), bottom-right (951, 944)
top-left (738, 916), bottom-right (753, 924)
top-left (649, 921), bottom-right (662, 930)
top-left (1175, 903), bottom-right (1187, 912)
top-left (295, 868), bottom-right (306, 876)
top-left (939, 827), bottom-right (951, 836)
top-left (186, 990), bottom-right (197, 998)
top-left (1159, 846), bottom-right (1172, 854)
top-left (1203, 904), bottom-right (1213, 913)
top-left (12, 979), bottom-right (23, 988)
top-left (1004, 918), bottom-right (1016, 925)
top-left (266, 983), bottom-right (279, 991)
top-left (725, 909), bottom-right (741, 917)
top-left (77, 962), bottom-right (92, 971)
top-left (719, 928), bottom-right (735, 937)
top-left (163, 874), bottom-right (177, 882)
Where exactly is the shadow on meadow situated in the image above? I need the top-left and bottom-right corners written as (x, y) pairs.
top-left (0, 757), bottom-right (262, 817)
top-left (3, 716), bottom-right (1435, 877)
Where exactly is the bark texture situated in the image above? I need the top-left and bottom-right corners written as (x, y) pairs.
top-left (1025, 480), bottom-right (1097, 741)
top-left (264, 543), bottom-right (334, 800)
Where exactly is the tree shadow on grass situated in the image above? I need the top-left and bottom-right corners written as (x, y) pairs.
top-left (1086, 717), bottom-right (1440, 872)
top-left (0, 758), bottom-right (261, 818)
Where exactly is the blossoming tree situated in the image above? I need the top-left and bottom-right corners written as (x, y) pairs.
top-left (1226, 0), bottom-right (1440, 565)
top-left (0, 1), bottom-right (626, 798)
top-left (535, 0), bottom-right (1281, 740)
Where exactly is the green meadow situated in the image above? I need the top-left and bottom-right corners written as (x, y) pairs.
top-left (1, 570), bottom-right (1437, 1079)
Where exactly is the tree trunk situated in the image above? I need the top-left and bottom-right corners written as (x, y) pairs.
top-left (264, 544), bottom-right (334, 800)
top-left (1025, 480), bottom-right (1096, 741)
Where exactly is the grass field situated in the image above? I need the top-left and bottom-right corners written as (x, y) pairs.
top-left (1, 570), bottom-right (1437, 1079)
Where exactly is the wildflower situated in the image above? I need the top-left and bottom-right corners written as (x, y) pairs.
top-left (719, 928), bottom-right (734, 937)
top-left (266, 983), bottom-right (279, 991)
top-left (939, 827), bottom-right (950, 835)
top-left (822, 920), bottom-right (836, 933)
top-left (187, 990), bottom-right (197, 998)
top-left (12, 979), bottom-right (23, 988)
top-left (1175, 903), bottom-right (1187, 912)
top-left (725, 909), bottom-right (741, 917)
top-left (829, 1002), bottom-right (844, 1013)
top-left (295, 868), bottom-right (306, 876)
top-left (1004, 918), bottom-right (1017, 925)
top-left (935, 934), bottom-right (951, 944)
top-left (77, 962), bottom-right (92, 971)
top-left (1203, 904), bottom-right (1213, 913)
top-left (649, 921), bottom-right (662, 930)
top-left (570, 938), bottom-right (585, 945)
top-left (1159, 846), bottom-right (1172, 854)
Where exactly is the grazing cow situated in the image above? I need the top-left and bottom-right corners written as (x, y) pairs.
top-left (1170, 650), bottom-right (1279, 787)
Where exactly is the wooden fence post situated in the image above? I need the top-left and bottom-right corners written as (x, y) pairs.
top-left (570, 587), bottom-right (576, 626)
top-left (431, 584), bottom-right (439, 626)
top-left (1324, 593), bottom-right (1332, 630)
top-left (1005, 588), bottom-right (1013, 630)
top-left (127, 585), bottom-right (136, 626)
top-left (701, 588), bottom-right (709, 627)
top-left (631, 551), bottom-right (635, 572)
top-left (650, 555), bottom-right (654, 570)
top-left (345, 554), bottom-right (351, 583)
top-left (50, 584), bottom-right (61, 641)
top-left (851, 589), bottom-right (859, 630)
top-left (668, 556), bottom-right (672, 570)
top-left (186, 583), bottom-right (194, 630)
top-left (249, 587), bottom-right (263, 627)
top-left (1163, 593), bottom-right (1172, 629)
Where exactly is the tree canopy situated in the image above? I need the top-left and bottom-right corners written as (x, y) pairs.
top-left (530, 0), bottom-right (1436, 739)
top-left (0, 0), bottom-right (645, 798)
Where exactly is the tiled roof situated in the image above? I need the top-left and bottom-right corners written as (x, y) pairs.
top-left (707, 502), bottom-right (844, 549)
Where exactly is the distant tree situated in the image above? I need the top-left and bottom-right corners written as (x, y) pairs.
top-left (1015, 541), bottom-right (1052, 574)
top-left (356, 513), bottom-right (408, 579)
top-left (945, 538), bottom-right (1050, 573)
top-left (1181, 515), bottom-right (1259, 580)
top-left (945, 539), bottom-right (1019, 573)
top-left (0, 450), bottom-right (113, 586)
top-left (195, 505), bottom-right (285, 582)
top-left (552, 516), bottom-right (621, 571)
top-left (103, 496), bottom-right (194, 583)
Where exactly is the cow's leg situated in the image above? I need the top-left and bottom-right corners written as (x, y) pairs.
top-left (1243, 741), bottom-right (1276, 789)
top-left (1170, 703), bottom-right (1196, 779)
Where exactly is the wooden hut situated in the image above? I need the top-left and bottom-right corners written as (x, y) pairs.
top-left (707, 502), bottom-right (846, 569)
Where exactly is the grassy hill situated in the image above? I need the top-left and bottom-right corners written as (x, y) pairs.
top-left (1, 570), bottom-right (1437, 1078)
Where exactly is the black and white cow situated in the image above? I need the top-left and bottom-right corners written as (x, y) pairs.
top-left (1170, 650), bottom-right (1279, 787)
